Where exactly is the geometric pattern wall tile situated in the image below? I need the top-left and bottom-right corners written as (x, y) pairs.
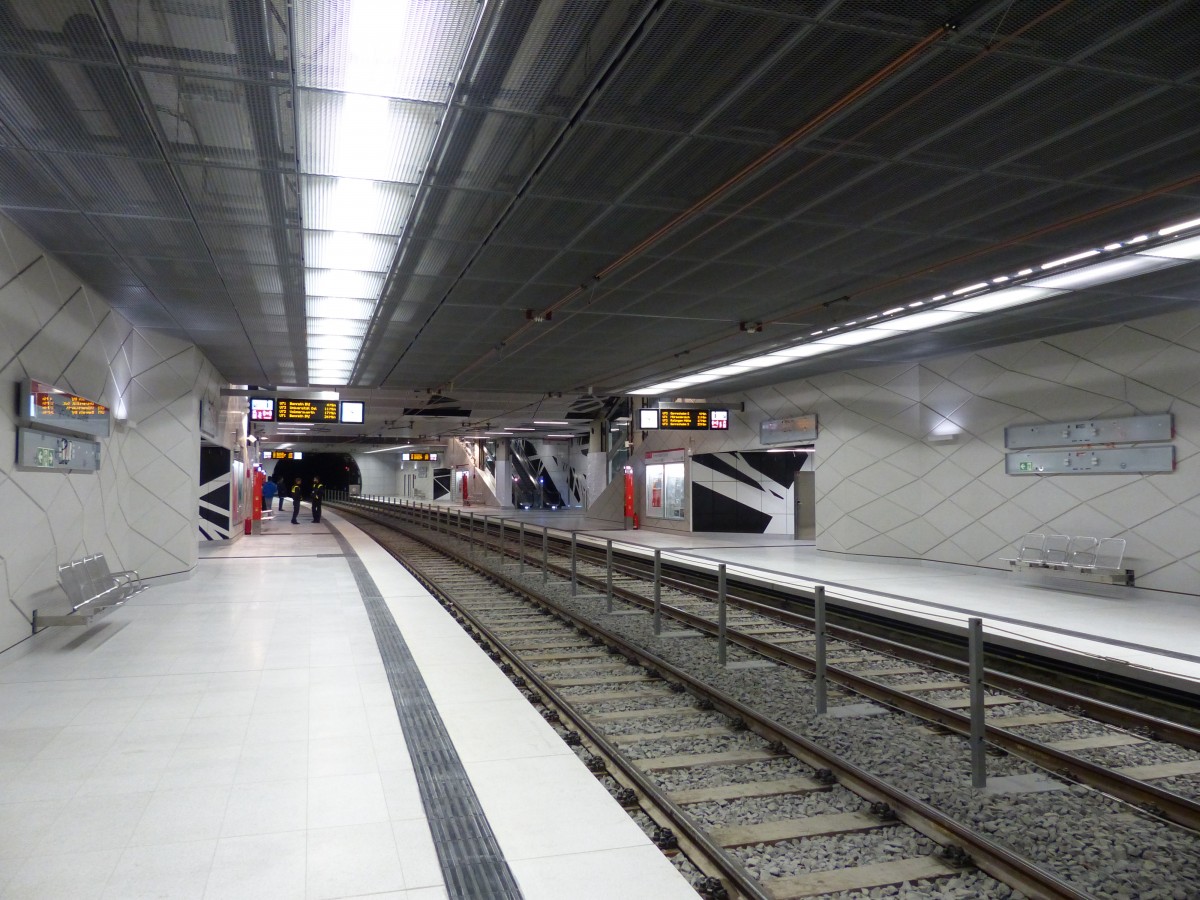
top-left (732, 308), bottom-right (1200, 596)
top-left (0, 212), bottom-right (232, 653)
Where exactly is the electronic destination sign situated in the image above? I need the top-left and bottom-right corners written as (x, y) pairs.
top-left (638, 408), bottom-right (730, 431)
top-left (276, 398), bottom-right (339, 422)
top-left (24, 379), bottom-right (111, 437)
top-left (270, 398), bottom-right (366, 424)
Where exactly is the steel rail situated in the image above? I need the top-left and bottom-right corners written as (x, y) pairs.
top-left (338, 501), bottom-right (1200, 830)
top-left (333, 500), bottom-right (1095, 900)
top-left (554, 555), bottom-right (1200, 834)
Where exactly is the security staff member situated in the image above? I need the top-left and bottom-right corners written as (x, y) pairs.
top-left (310, 477), bottom-right (324, 524)
top-left (289, 477), bottom-right (303, 524)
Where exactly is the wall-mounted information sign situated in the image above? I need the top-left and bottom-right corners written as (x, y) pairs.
top-left (340, 401), bottom-right (365, 424)
top-left (263, 450), bottom-right (303, 460)
top-left (277, 398), bottom-right (339, 422)
top-left (1006, 446), bottom-right (1174, 475)
top-left (1005, 414), bottom-right (1172, 449)
top-left (403, 452), bottom-right (437, 461)
top-left (642, 408), bottom-right (730, 430)
top-left (17, 426), bottom-right (101, 472)
top-left (760, 414), bottom-right (817, 445)
top-left (249, 397), bottom-right (275, 421)
top-left (23, 379), bottom-right (111, 437)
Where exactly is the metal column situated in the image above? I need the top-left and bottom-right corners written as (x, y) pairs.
top-left (717, 564), bottom-right (727, 666)
top-left (652, 549), bottom-right (662, 635)
top-left (814, 585), bottom-right (827, 715)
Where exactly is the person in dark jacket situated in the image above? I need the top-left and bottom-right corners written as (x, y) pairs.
top-left (310, 477), bottom-right (324, 523)
top-left (261, 477), bottom-right (277, 513)
top-left (275, 476), bottom-right (287, 510)
top-left (289, 477), bottom-right (304, 524)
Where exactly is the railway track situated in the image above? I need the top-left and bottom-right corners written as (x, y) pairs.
top-left (334, 498), bottom-right (1200, 899)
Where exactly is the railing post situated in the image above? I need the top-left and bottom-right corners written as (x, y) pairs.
top-left (653, 549), bottom-right (662, 635)
top-left (969, 616), bottom-right (987, 789)
top-left (570, 533), bottom-right (578, 596)
top-left (606, 539), bottom-right (614, 613)
top-left (518, 523), bottom-right (525, 574)
top-left (717, 563), bottom-right (727, 666)
top-left (468, 512), bottom-right (475, 552)
top-left (541, 528), bottom-right (548, 582)
top-left (814, 585), bottom-right (827, 714)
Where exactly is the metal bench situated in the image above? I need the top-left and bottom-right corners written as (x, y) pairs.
top-left (33, 553), bottom-right (146, 630)
top-left (1000, 534), bottom-right (1132, 586)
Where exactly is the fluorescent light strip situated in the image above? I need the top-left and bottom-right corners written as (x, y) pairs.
top-left (627, 213), bottom-right (1200, 395)
top-left (1040, 249), bottom-right (1100, 269)
top-left (533, 420), bottom-right (569, 425)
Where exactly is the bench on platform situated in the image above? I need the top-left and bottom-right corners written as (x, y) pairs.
top-left (33, 553), bottom-right (146, 631)
top-left (1001, 533), bottom-right (1132, 586)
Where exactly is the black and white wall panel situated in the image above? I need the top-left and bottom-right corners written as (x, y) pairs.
top-left (692, 451), bottom-right (812, 534)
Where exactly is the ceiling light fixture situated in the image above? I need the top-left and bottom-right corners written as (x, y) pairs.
top-left (627, 212), bottom-right (1200, 396)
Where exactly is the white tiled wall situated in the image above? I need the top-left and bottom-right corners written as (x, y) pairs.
top-left (0, 213), bottom-right (228, 652)
top-left (747, 309), bottom-right (1200, 596)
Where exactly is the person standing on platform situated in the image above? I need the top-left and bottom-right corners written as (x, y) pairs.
top-left (262, 477), bottom-right (277, 514)
top-left (290, 477), bottom-right (304, 524)
top-left (276, 476), bottom-right (287, 510)
top-left (310, 477), bottom-right (324, 524)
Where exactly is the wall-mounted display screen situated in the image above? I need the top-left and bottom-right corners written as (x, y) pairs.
top-left (403, 452), bottom-right (437, 461)
top-left (17, 426), bottom-right (101, 472)
top-left (249, 397), bottom-right (275, 421)
top-left (340, 401), bottom-right (365, 424)
top-left (263, 450), bottom-right (303, 460)
top-left (23, 379), bottom-right (111, 437)
top-left (277, 398), bottom-right (339, 422)
top-left (760, 414), bottom-right (817, 444)
top-left (656, 408), bottom-right (729, 430)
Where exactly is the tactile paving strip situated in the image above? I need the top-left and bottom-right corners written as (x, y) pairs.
top-left (331, 529), bottom-right (525, 899)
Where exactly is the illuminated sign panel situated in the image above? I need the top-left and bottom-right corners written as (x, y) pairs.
top-left (24, 379), bottom-right (111, 437)
top-left (659, 408), bottom-right (728, 430)
top-left (264, 450), bottom-right (303, 460)
top-left (277, 398), bottom-right (339, 422)
top-left (403, 452), bottom-right (436, 461)
top-left (637, 408), bottom-right (659, 430)
top-left (249, 397), bottom-right (275, 421)
top-left (270, 398), bottom-right (365, 423)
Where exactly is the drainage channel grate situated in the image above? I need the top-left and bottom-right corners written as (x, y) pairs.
top-left (330, 529), bottom-right (524, 900)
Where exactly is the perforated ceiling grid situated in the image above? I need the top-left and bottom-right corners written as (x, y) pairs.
top-left (0, 0), bottom-right (1194, 417)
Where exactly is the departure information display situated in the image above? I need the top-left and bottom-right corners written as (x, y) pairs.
top-left (277, 398), bottom-right (339, 422)
top-left (403, 452), bottom-right (436, 461)
top-left (269, 398), bottom-right (366, 424)
top-left (639, 407), bottom-right (729, 430)
top-left (263, 450), bottom-right (303, 460)
top-left (24, 379), bottom-right (111, 437)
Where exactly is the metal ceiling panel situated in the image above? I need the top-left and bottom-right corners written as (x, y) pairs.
top-left (296, 89), bottom-right (439, 182)
top-left (304, 230), bottom-right (394, 271)
top-left (0, 147), bottom-right (75, 209)
top-left (107, 0), bottom-right (245, 76)
top-left (177, 164), bottom-right (272, 225)
top-left (406, 187), bottom-right (515, 243)
top-left (93, 215), bottom-right (208, 259)
top-left (4, 209), bottom-right (111, 253)
top-left (301, 175), bottom-right (414, 234)
top-left (294, 0), bottom-right (477, 102)
top-left (0, 0), bottom-right (1195, 421)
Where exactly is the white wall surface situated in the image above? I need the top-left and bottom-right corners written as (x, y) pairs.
top-left (354, 450), bottom-right (401, 497)
top-left (0, 213), bottom-right (228, 652)
top-left (743, 308), bottom-right (1200, 597)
